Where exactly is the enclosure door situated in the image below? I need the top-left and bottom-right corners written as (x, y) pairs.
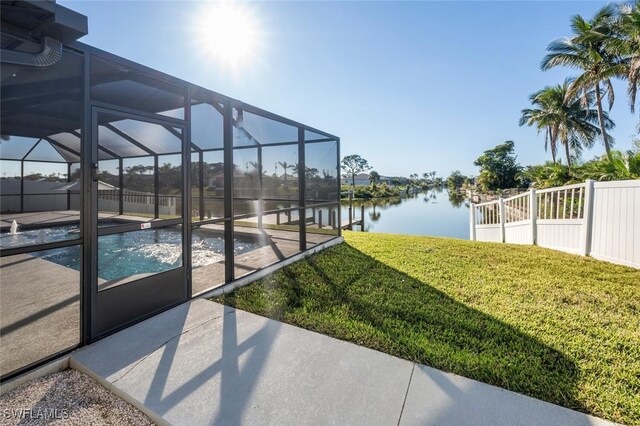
top-left (91, 107), bottom-right (188, 338)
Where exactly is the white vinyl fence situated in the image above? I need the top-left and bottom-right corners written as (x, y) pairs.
top-left (470, 179), bottom-right (640, 268)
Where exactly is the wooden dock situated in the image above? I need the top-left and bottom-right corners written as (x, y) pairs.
top-left (341, 218), bottom-right (364, 230)
top-left (341, 199), bottom-right (365, 230)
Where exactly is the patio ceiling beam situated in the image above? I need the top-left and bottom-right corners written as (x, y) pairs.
top-left (1, 92), bottom-right (80, 113)
top-left (209, 101), bottom-right (225, 116)
top-left (104, 123), bottom-right (155, 156)
top-left (1, 71), bottom-right (149, 102)
top-left (1, 122), bottom-right (78, 139)
top-left (161, 124), bottom-right (182, 140)
top-left (44, 137), bottom-right (80, 158)
top-left (235, 125), bottom-right (262, 147)
top-left (98, 145), bottom-right (121, 159)
top-left (45, 140), bottom-right (73, 163)
top-left (20, 138), bottom-right (42, 161)
top-left (0, 106), bottom-right (80, 122)
top-left (1, 77), bottom-right (82, 100)
top-left (66, 130), bottom-right (120, 159)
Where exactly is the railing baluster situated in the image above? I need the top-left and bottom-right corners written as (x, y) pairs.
top-left (570, 188), bottom-right (575, 219)
top-left (563, 189), bottom-right (567, 219)
top-left (519, 197), bottom-right (522, 221)
top-left (578, 187), bottom-right (583, 219)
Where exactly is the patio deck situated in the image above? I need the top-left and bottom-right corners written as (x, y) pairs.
top-left (70, 299), bottom-right (616, 426)
top-left (0, 254), bottom-right (80, 377)
top-left (0, 227), bottom-right (334, 377)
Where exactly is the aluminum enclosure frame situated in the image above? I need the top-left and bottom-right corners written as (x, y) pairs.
top-left (0, 34), bottom-right (341, 381)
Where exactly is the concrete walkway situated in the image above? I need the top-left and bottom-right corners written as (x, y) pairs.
top-left (71, 300), bottom-right (616, 426)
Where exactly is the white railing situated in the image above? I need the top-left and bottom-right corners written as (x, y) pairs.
top-left (470, 179), bottom-right (640, 268)
top-left (97, 190), bottom-right (177, 216)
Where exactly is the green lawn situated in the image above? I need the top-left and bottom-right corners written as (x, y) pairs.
top-left (212, 231), bottom-right (640, 424)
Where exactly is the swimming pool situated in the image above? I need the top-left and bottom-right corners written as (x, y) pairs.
top-left (0, 224), bottom-right (78, 248)
top-left (2, 225), bottom-right (260, 281)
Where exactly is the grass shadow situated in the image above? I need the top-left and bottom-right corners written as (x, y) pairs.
top-left (214, 242), bottom-right (585, 415)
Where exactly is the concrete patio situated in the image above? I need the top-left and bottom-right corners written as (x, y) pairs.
top-left (70, 299), bottom-right (616, 426)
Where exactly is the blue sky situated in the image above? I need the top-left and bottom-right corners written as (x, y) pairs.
top-left (62, 0), bottom-right (638, 178)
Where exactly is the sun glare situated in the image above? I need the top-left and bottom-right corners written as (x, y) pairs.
top-left (195, 2), bottom-right (261, 68)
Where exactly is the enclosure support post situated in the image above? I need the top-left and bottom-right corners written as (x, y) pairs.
top-left (469, 203), bottom-right (476, 241)
top-left (67, 163), bottom-right (72, 210)
top-left (498, 198), bottom-right (505, 243)
top-left (199, 151), bottom-right (204, 220)
top-left (20, 160), bottom-right (24, 212)
top-left (258, 145), bottom-right (264, 231)
top-left (530, 189), bottom-right (537, 245)
top-left (154, 155), bottom-right (159, 219)
top-left (184, 87), bottom-right (193, 298)
top-left (118, 158), bottom-right (124, 215)
top-left (298, 128), bottom-right (306, 250)
top-left (336, 137), bottom-right (341, 237)
top-left (581, 179), bottom-right (595, 256)
top-left (82, 54), bottom-right (97, 343)
top-left (361, 204), bottom-right (365, 231)
top-left (223, 102), bottom-right (235, 283)
top-left (348, 190), bottom-right (353, 230)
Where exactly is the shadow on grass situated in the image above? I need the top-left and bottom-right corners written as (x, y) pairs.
top-left (215, 242), bottom-right (585, 414)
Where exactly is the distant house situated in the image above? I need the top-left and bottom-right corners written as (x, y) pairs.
top-left (348, 173), bottom-right (392, 186)
top-left (352, 173), bottom-right (371, 186)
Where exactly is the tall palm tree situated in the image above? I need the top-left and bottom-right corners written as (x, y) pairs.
top-left (541, 5), bottom-right (624, 156)
top-left (605, 2), bottom-right (640, 118)
top-left (520, 80), bottom-right (613, 167)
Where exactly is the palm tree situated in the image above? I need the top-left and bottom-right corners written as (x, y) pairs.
top-left (605, 2), bottom-right (640, 120)
top-left (277, 161), bottom-right (295, 187)
top-left (520, 79), bottom-right (613, 167)
top-left (541, 5), bottom-right (624, 156)
top-left (519, 90), bottom-right (560, 164)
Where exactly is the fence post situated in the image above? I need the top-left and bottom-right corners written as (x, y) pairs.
top-left (348, 190), bottom-right (353, 230)
top-left (469, 203), bottom-right (476, 241)
top-left (530, 189), bottom-right (537, 245)
top-left (498, 198), bottom-right (506, 243)
top-left (581, 179), bottom-right (595, 256)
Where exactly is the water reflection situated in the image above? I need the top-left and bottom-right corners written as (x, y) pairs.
top-left (448, 190), bottom-right (467, 207)
top-left (342, 188), bottom-right (470, 239)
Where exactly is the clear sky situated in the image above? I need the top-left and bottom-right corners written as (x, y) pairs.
top-left (61, 0), bottom-right (638, 178)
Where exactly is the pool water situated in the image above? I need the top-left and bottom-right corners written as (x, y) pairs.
top-left (0, 225), bottom-right (78, 248)
top-left (5, 226), bottom-right (260, 281)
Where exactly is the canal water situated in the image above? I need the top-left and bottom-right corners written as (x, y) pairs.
top-left (342, 188), bottom-right (470, 239)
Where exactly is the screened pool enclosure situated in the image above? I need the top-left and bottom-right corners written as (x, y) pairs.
top-left (0, 1), bottom-right (340, 380)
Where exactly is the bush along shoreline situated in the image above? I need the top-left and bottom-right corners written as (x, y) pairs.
top-left (340, 183), bottom-right (431, 200)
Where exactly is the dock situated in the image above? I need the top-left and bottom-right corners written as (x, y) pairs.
top-left (341, 194), bottom-right (365, 230)
top-left (341, 218), bottom-right (364, 230)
